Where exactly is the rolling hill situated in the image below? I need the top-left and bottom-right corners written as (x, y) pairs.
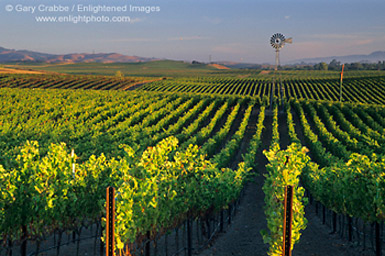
top-left (290, 51), bottom-right (385, 64)
top-left (0, 46), bottom-right (155, 63)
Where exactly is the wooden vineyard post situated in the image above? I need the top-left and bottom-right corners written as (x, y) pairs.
top-left (106, 187), bottom-right (115, 256)
top-left (282, 185), bottom-right (294, 256)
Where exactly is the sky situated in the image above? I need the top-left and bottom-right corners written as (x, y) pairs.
top-left (1, 0), bottom-right (385, 64)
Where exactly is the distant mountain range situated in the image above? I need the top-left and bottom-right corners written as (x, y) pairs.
top-left (289, 51), bottom-right (385, 65)
top-left (1, 46), bottom-right (385, 66)
top-left (0, 46), bottom-right (156, 63)
top-left (211, 51), bottom-right (385, 68)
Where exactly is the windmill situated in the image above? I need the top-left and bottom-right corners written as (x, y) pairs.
top-left (270, 33), bottom-right (292, 109)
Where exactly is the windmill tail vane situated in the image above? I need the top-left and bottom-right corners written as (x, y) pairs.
top-left (285, 37), bottom-right (293, 44)
top-left (270, 33), bottom-right (292, 50)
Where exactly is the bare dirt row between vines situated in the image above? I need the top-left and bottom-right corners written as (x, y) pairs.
top-left (9, 108), bottom-right (371, 256)
top-left (199, 109), bottom-right (369, 256)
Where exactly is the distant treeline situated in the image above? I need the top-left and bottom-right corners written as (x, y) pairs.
top-left (220, 59), bottom-right (385, 71)
top-left (283, 59), bottom-right (385, 71)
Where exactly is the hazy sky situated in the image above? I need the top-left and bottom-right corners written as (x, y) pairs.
top-left (1, 0), bottom-right (385, 63)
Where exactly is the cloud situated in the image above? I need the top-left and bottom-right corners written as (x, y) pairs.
top-left (302, 33), bottom-right (380, 49)
top-left (284, 16), bottom-right (291, 20)
top-left (105, 35), bottom-right (209, 43)
top-left (287, 36), bottom-right (378, 60)
top-left (288, 41), bottom-right (330, 58)
top-left (130, 17), bottom-right (145, 24)
top-left (105, 38), bottom-right (161, 43)
top-left (353, 39), bottom-right (374, 46)
top-left (309, 33), bottom-right (360, 40)
top-left (167, 36), bottom-right (209, 41)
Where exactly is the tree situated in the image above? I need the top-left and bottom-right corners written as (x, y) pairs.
top-left (320, 62), bottom-right (328, 70)
top-left (351, 62), bottom-right (364, 70)
top-left (328, 59), bottom-right (341, 71)
top-left (115, 70), bottom-right (124, 79)
top-left (313, 62), bottom-right (328, 70)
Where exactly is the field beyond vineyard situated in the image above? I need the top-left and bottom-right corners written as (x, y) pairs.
top-left (0, 68), bottom-right (384, 255)
top-left (2, 68), bottom-right (385, 105)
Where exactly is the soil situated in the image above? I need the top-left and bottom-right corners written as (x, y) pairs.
top-left (0, 67), bottom-right (46, 74)
top-left (204, 103), bottom-right (241, 149)
top-left (199, 112), bottom-right (273, 256)
top-left (208, 64), bottom-right (230, 70)
top-left (6, 225), bottom-right (103, 256)
top-left (8, 109), bottom-right (375, 256)
top-left (198, 109), bottom-right (372, 256)
top-left (230, 106), bottom-right (259, 170)
top-left (259, 71), bottom-right (271, 75)
top-left (124, 78), bottom-right (164, 91)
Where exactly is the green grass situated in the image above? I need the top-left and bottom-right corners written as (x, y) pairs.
top-left (4, 60), bottom-right (223, 77)
top-left (5, 61), bottom-right (385, 80)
